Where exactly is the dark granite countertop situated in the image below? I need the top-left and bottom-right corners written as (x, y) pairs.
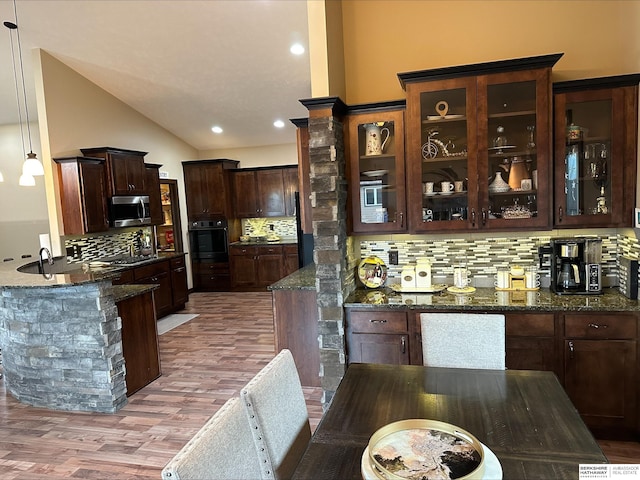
top-left (269, 264), bottom-right (316, 291)
top-left (0, 252), bottom-right (186, 288)
top-left (230, 238), bottom-right (297, 247)
top-left (112, 284), bottom-right (158, 303)
top-left (344, 286), bottom-right (640, 312)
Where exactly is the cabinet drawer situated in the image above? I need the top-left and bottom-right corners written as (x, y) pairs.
top-left (133, 260), bottom-right (170, 280)
top-left (506, 313), bottom-right (555, 337)
top-left (283, 244), bottom-right (298, 255)
top-left (564, 314), bottom-right (637, 339)
top-left (230, 245), bottom-right (258, 256)
top-left (349, 310), bottom-right (407, 334)
top-left (170, 256), bottom-right (185, 269)
top-left (258, 245), bottom-right (283, 255)
top-left (194, 261), bottom-right (230, 275)
top-left (111, 269), bottom-right (134, 285)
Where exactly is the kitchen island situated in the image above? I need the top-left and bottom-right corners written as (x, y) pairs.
top-left (0, 254), bottom-right (183, 413)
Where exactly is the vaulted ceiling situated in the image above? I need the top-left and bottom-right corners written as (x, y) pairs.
top-left (0, 0), bottom-right (312, 150)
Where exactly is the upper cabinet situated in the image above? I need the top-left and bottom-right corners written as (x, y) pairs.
top-left (231, 166), bottom-right (298, 218)
top-left (145, 163), bottom-right (164, 225)
top-left (54, 156), bottom-right (110, 235)
top-left (346, 104), bottom-right (406, 234)
top-left (182, 159), bottom-right (239, 223)
top-left (80, 147), bottom-right (147, 196)
top-left (553, 74), bottom-right (640, 228)
top-left (401, 54), bottom-right (561, 233)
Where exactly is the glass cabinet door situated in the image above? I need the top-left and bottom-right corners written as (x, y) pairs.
top-left (406, 77), bottom-right (477, 232)
top-left (478, 70), bottom-right (552, 230)
top-left (347, 109), bottom-right (406, 233)
top-left (553, 87), bottom-right (627, 227)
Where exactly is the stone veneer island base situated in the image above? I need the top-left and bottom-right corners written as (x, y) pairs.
top-left (0, 281), bottom-right (128, 413)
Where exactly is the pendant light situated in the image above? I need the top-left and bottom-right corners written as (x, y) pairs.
top-left (4, 0), bottom-right (43, 186)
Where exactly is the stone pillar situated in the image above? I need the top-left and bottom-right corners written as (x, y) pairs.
top-left (303, 97), bottom-right (355, 405)
top-left (0, 281), bottom-right (127, 413)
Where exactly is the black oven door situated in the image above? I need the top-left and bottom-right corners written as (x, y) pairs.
top-left (189, 226), bottom-right (228, 262)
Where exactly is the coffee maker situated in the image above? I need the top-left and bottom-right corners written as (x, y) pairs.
top-left (550, 237), bottom-right (602, 294)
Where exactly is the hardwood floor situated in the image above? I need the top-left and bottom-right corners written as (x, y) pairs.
top-left (0, 291), bottom-right (637, 479)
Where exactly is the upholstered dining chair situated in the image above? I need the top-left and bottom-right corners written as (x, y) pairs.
top-left (161, 396), bottom-right (263, 480)
top-left (241, 349), bottom-right (311, 480)
top-left (420, 312), bottom-right (506, 370)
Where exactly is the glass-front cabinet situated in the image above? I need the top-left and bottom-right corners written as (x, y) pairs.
top-left (402, 54), bottom-right (561, 233)
top-left (553, 75), bottom-right (640, 228)
top-left (346, 107), bottom-right (406, 233)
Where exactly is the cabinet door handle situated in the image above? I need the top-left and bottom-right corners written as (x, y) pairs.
top-left (558, 206), bottom-right (563, 222)
top-left (568, 340), bottom-right (574, 359)
top-left (588, 323), bottom-right (608, 329)
top-left (481, 209), bottom-right (487, 226)
top-left (399, 212), bottom-right (404, 228)
top-left (369, 319), bottom-right (387, 324)
top-left (471, 209), bottom-right (476, 227)
top-left (401, 336), bottom-right (406, 354)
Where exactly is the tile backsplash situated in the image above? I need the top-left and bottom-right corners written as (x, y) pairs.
top-left (359, 230), bottom-right (634, 287)
top-left (64, 227), bottom-right (153, 263)
top-left (242, 217), bottom-right (297, 239)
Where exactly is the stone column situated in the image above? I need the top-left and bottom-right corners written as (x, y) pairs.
top-left (302, 97), bottom-right (355, 405)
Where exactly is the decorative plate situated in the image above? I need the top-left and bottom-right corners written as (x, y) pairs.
top-left (447, 286), bottom-right (476, 294)
top-left (358, 256), bottom-right (388, 289)
top-left (362, 170), bottom-right (389, 177)
top-left (366, 419), bottom-right (486, 480)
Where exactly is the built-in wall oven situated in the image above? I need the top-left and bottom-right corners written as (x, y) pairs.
top-left (189, 219), bottom-right (229, 262)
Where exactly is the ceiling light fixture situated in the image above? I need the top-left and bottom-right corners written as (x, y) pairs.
top-left (211, 126), bottom-right (223, 134)
top-left (5, 0), bottom-right (44, 186)
top-left (290, 43), bottom-right (305, 55)
top-left (273, 120), bottom-right (285, 129)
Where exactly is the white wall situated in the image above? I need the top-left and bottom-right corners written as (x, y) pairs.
top-left (0, 123), bottom-right (49, 260)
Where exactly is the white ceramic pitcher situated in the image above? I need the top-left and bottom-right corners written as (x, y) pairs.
top-left (365, 123), bottom-right (390, 156)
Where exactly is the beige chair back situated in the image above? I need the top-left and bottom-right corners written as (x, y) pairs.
top-left (421, 313), bottom-right (506, 370)
top-left (161, 397), bottom-right (263, 480)
top-left (241, 349), bottom-right (311, 480)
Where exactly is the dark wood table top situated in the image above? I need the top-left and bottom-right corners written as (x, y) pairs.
top-left (293, 363), bottom-right (607, 480)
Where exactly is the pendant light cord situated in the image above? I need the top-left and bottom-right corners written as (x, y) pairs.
top-left (11, 0), bottom-right (33, 154)
top-left (6, 20), bottom-right (27, 159)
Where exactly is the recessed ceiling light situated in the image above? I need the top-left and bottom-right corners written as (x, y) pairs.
top-left (211, 126), bottom-right (223, 134)
top-left (273, 120), bottom-right (285, 128)
top-left (290, 43), bottom-right (305, 55)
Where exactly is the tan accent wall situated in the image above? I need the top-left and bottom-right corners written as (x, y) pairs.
top-left (341, 0), bottom-right (640, 104)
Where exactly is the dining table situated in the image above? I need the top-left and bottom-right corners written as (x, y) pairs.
top-left (292, 363), bottom-right (608, 480)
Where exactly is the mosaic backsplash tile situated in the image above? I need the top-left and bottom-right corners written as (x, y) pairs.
top-left (64, 227), bottom-right (153, 264)
top-left (242, 217), bottom-right (297, 239)
top-left (359, 231), bottom-right (634, 288)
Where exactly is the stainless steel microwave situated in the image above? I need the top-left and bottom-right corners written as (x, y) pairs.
top-left (109, 195), bottom-right (151, 228)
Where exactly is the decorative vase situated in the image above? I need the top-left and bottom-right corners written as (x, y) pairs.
top-left (489, 171), bottom-right (510, 193)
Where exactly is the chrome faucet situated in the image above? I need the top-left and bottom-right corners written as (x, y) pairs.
top-left (38, 247), bottom-right (54, 274)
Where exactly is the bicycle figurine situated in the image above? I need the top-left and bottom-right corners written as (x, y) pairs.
top-left (422, 129), bottom-right (467, 159)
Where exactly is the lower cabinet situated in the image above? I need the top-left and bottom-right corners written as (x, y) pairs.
top-left (112, 255), bottom-right (189, 318)
top-left (345, 305), bottom-right (639, 439)
top-left (505, 313), bottom-right (558, 375)
top-left (562, 313), bottom-right (638, 439)
top-left (117, 291), bottom-right (161, 396)
top-left (346, 310), bottom-right (410, 365)
top-left (230, 244), bottom-right (294, 291)
top-left (192, 260), bottom-right (231, 291)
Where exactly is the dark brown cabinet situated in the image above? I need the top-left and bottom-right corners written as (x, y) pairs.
top-left (192, 260), bottom-right (230, 291)
top-left (182, 159), bottom-right (239, 222)
top-left (145, 163), bottom-right (164, 225)
top-left (283, 244), bottom-right (299, 277)
top-left (54, 156), bottom-right (110, 235)
top-left (346, 310), bottom-right (410, 365)
top-left (80, 147), bottom-right (147, 196)
top-left (231, 166), bottom-right (298, 218)
top-left (170, 256), bottom-right (189, 309)
top-left (562, 313), bottom-right (638, 439)
top-left (117, 290), bottom-right (161, 396)
top-left (112, 256), bottom-right (189, 318)
top-left (229, 244), bottom-right (285, 290)
top-left (505, 313), bottom-right (557, 374)
top-left (553, 74), bottom-right (639, 228)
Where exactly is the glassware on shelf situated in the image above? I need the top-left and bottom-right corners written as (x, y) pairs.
top-left (526, 125), bottom-right (536, 149)
top-left (492, 126), bottom-right (508, 153)
top-left (589, 143), bottom-right (609, 214)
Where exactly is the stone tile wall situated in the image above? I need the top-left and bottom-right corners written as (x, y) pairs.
top-left (0, 282), bottom-right (127, 413)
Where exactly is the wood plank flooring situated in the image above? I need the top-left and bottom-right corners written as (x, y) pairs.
top-left (0, 291), bottom-right (637, 479)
